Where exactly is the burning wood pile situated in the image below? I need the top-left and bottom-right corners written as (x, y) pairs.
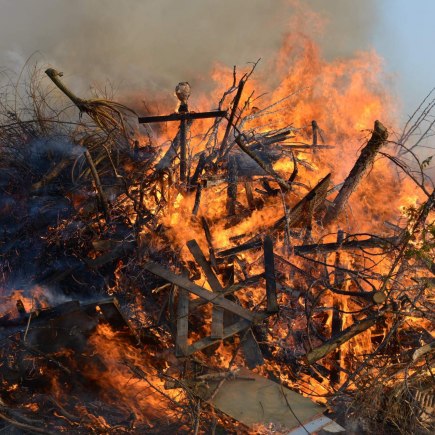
top-left (0, 62), bottom-right (433, 434)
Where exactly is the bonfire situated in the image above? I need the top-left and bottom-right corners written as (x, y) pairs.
top-left (0, 47), bottom-right (433, 435)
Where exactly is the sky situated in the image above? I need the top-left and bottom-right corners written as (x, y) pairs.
top-left (373, 0), bottom-right (435, 118)
top-left (0, 0), bottom-right (433, 120)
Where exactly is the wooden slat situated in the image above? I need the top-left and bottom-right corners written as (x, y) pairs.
top-left (144, 262), bottom-right (255, 322)
top-left (187, 239), bottom-right (224, 339)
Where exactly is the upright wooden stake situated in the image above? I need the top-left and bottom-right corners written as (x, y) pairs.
top-left (175, 286), bottom-right (189, 357)
top-left (227, 155), bottom-right (238, 216)
top-left (264, 235), bottom-right (278, 313)
top-left (179, 117), bottom-right (187, 182)
top-left (331, 230), bottom-right (344, 385)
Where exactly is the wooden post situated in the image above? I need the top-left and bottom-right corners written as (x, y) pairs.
top-left (219, 78), bottom-right (245, 156)
top-left (227, 155), bottom-right (238, 216)
top-left (331, 230), bottom-right (344, 385)
top-left (175, 286), bottom-right (189, 357)
top-left (264, 235), bottom-right (278, 313)
top-left (187, 239), bottom-right (224, 339)
top-left (244, 182), bottom-right (255, 210)
top-left (179, 108), bottom-right (188, 183)
top-left (192, 183), bottom-right (203, 216)
top-left (312, 120), bottom-right (318, 146)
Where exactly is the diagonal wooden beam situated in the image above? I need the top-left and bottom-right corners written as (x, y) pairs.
top-left (144, 262), bottom-right (255, 322)
top-left (187, 239), bottom-right (224, 339)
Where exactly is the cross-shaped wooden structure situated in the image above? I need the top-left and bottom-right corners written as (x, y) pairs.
top-left (138, 83), bottom-right (227, 182)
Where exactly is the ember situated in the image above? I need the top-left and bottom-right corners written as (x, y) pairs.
top-left (0, 31), bottom-right (434, 435)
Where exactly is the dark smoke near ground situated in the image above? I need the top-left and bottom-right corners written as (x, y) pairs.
top-left (0, 0), bottom-right (378, 94)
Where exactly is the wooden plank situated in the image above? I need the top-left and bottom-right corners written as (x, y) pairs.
top-left (179, 118), bottom-right (187, 182)
top-left (138, 110), bottom-right (227, 124)
top-left (244, 182), bottom-right (255, 210)
top-left (187, 239), bottom-right (224, 339)
top-left (175, 287), bottom-right (189, 357)
top-left (264, 236), bottom-right (278, 313)
top-left (143, 262), bottom-right (255, 321)
top-left (241, 329), bottom-right (264, 368)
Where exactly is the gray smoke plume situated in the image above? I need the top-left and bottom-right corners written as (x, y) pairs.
top-left (0, 0), bottom-right (378, 96)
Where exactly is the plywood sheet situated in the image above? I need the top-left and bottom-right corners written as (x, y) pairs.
top-left (207, 368), bottom-right (325, 431)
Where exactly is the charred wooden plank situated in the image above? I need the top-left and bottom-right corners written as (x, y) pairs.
top-left (264, 236), bottom-right (278, 313)
top-left (187, 239), bottom-right (224, 339)
top-left (175, 287), bottom-right (189, 357)
top-left (192, 183), bottom-right (203, 215)
top-left (189, 152), bottom-right (206, 188)
top-left (138, 110), bottom-right (227, 124)
top-left (244, 182), bottom-right (255, 210)
top-left (179, 118), bottom-right (187, 182)
top-left (218, 234), bottom-right (398, 259)
top-left (241, 329), bottom-right (265, 368)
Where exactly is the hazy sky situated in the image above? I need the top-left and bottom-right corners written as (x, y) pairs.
top-left (0, 0), bottom-right (433, 119)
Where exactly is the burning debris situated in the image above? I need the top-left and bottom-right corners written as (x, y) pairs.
top-left (0, 58), bottom-right (433, 435)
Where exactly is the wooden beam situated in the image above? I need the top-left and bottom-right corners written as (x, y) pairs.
top-left (138, 110), bottom-right (227, 124)
top-left (218, 235), bottom-right (398, 258)
top-left (175, 287), bottom-right (189, 357)
top-left (241, 329), bottom-right (265, 368)
top-left (144, 262), bottom-right (255, 322)
top-left (187, 239), bottom-right (224, 339)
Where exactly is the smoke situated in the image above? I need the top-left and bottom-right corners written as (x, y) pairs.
top-left (0, 0), bottom-right (379, 95)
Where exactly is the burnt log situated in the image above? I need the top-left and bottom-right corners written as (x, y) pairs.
top-left (324, 120), bottom-right (388, 224)
top-left (305, 313), bottom-right (384, 364)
